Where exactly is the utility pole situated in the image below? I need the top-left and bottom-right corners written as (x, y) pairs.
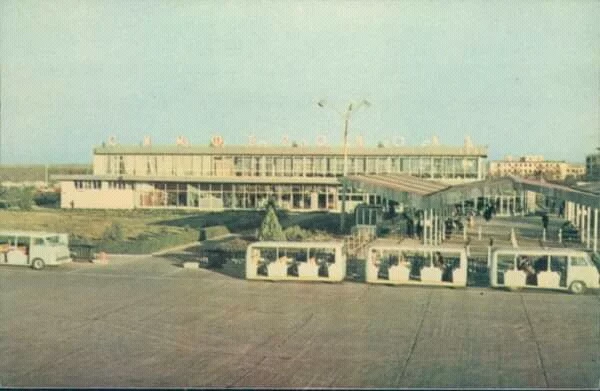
top-left (318, 99), bottom-right (371, 233)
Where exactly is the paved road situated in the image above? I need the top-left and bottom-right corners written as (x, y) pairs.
top-left (0, 256), bottom-right (599, 388)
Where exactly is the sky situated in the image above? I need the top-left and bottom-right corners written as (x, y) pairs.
top-left (0, 0), bottom-right (599, 164)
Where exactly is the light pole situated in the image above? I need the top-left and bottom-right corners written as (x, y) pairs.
top-left (318, 99), bottom-right (370, 233)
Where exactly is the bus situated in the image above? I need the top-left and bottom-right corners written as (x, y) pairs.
top-left (489, 247), bottom-right (600, 294)
top-left (246, 241), bottom-right (346, 282)
top-left (0, 231), bottom-right (72, 270)
top-left (365, 240), bottom-right (468, 287)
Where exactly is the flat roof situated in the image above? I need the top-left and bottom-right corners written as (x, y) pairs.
top-left (344, 174), bottom-right (449, 196)
top-left (0, 230), bottom-right (66, 237)
top-left (93, 144), bottom-right (488, 157)
top-left (51, 174), bottom-right (341, 185)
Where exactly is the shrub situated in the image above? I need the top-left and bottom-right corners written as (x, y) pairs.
top-left (199, 225), bottom-right (230, 241)
top-left (284, 225), bottom-right (310, 241)
top-left (102, 222), bottom-right (124, 241)
top-left (0, 186), bottom-right (34, 210)
top-left (34, 192), bottom-right (60, 208)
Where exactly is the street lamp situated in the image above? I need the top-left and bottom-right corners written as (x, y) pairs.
top-left (318, 99), bottom-right (371, 232)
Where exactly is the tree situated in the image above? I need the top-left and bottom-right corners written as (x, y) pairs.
top-left (0, 186), bottom-right (34, 210)
top-left (258, 203), bottom-right (286, 241)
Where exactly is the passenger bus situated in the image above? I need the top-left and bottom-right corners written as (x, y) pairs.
top-left (489, 247), bottom-right (600, 294)
top-left (0, 231), bottom-right (72, 270)
top-left (365, 240), bottom-right (468, 287)
top-left (246, 241), bottom-right (346, 282)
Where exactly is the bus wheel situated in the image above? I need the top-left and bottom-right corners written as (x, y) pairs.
top-left (569, 281), bottom-right (586, 295)
top-left (31, 258), bottom-right (45, 271)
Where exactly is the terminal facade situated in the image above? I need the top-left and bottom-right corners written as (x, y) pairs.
top-left (54, 139), bottom-right (488, 211)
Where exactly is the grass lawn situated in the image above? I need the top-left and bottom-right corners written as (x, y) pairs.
top-left (0, 209), bottom-right (344, 254)
top-left (0, 209), bottom-right (185, 239)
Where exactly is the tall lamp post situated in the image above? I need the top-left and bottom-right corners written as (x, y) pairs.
top-left (318, 99), bottom-right (371, 233)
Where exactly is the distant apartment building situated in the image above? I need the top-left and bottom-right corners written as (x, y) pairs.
top-left (53, 137), bottom-right (488, 211)
top-left (488, 155), bottom-right (585, 181)
top-left (585, 151), bottom-right (600, 181)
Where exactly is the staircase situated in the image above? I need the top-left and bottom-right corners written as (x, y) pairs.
top-left (344, 225), bottom-right (377, 259)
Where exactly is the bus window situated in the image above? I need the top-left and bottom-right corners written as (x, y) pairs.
top-left (15, 237), bottom-right (29, 255)
top-left (46, 236), bottom-right (60, 245)
top-left (370, 249), bottom-right (382, 266)
top-left (279, 248), bottom-right (306, 263)
top-left (496, 254), bottom-right (515, 285)
top-left (571, 256), bottom-right (590, 267)
top-left (0, 236), bottom-right (12, 252)
top-left (424, 251), bottom-right (433, 267)
top-left (516, 254), bottom-right (537, 286)
top-left (310, 248), bottom-right (335, 264)
top-left (33, 237), bottom-right (45, 246)
top-left (550, 255), bottom-right (567, 287)
top-left (278, 247), bottom-right (306, 276)
top-left (440, 252), bottom-right (461, 270)
top-left (256, 248), bottom-right (277, 276)
top-left (439, 251), bottom-right (461, 282)
top-left (404, 251), bottom-right (424, 280)
top-left (309, 248), bottom-right (334, 278)
top-left (533, 255), bottom-right (548, 273)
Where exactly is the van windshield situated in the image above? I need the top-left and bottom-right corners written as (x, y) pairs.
top-left (45, 236), bottom-right (60, 245)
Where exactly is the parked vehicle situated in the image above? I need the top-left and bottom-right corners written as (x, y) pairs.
top-left (246, 241), bottom-right (346, 282)
top-left (489, 247), bottom-right (600, 294)
top-left (0, 231), bottom-right (72, 270)
top-left (365, 240), bottom-right (468, 287)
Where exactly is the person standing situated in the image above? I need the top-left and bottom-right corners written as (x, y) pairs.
top-left (542, 214), bottom-right (549, 230)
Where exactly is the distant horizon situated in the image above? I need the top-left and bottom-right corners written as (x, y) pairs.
top-left (1, 1), bottom-right (598, 164)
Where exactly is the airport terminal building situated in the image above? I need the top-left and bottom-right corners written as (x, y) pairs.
top-left (54, 140), bottom-right (488, 211)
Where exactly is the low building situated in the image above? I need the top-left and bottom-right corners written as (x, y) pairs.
top-left (489, 155), bottom-right (585, 181)
top-left (53, 138), bottom-right (488, 211)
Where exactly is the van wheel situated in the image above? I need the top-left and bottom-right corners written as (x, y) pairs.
top-left (31, 258), bottom-right (45, 270)
top-left (569, 281), bottom-right (586, 295)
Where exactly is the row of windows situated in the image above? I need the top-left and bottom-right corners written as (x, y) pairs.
top-left (74, 180), bottom-right (101, 189)
top-left (74, 181), bottom-right (135, 190)
top-left (100, 154), bottom-right (481, 179)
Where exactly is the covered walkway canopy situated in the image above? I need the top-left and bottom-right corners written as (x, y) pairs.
top-left (341, 174), bottom-right (600, 210)
top-left (341, 174), bottom-right (600, 250)
top-left (427, 176), bottom-right (600, 210)
top-left (342, 174), bottom-right (449, 210)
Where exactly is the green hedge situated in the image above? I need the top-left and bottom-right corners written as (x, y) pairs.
top-left (199, 225), bottom-right (230, 241)
top-left (95, 229), bottom-right (198, 254)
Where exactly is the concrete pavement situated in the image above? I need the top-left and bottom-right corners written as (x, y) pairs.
top-left (0, 256), bottom-right (598, 388)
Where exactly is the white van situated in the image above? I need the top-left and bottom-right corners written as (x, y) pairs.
top-left (489, 247), bottom-right (600, 294)
top-left (0, 231), bottom-right (72, 270)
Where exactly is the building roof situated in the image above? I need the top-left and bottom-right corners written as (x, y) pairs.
top-left (93, 144), bottom-right (488, 157)
top-left (345, 174), bottom-right (449, 196)
top-left (573, 182), bottom-right (600, 195)
top-left (51, 174), bottom-right (341, 185)
top-left (343, 174), bottom-right (600, 210)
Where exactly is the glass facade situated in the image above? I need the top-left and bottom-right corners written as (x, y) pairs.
top-left (69, 145), bottom-right (487, 211)
top-left (96, 153), bottom-right (483, 180)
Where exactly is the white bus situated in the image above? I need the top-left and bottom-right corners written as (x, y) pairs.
top-left (365, 240), bottom-right (468, 287)
top-left (246, 241), bottom-right (346, 282)
top-left (0, 231), bottom-right (72, 270)
top-left (489, 247), bottom-right (600, 294)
